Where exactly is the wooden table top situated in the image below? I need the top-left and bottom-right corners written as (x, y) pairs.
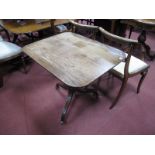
top-left (121, 19), bottom-right (155, 31)
top-left (1, 19), bottom-right (70, 34)
top-left (135, 19), bottom-right (155, 25)
top-left (23, 32), bottom-right (123, 87)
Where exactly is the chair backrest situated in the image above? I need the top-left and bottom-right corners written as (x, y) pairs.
top-left (69, 20), bottom-right (99, 40)
top-left (99, 27), bottom-right (139, 77)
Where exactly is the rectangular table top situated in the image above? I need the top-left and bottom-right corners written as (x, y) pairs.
top-left (23, 32), bottom-right (123, 87)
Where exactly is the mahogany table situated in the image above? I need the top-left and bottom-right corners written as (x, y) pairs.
top-left (0, 19), bottom-right (71, 43)
top-left (23, 32), bottom-right (124, 123)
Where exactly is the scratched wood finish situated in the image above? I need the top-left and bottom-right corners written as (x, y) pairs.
top-left (1, 19), bottom-right (71, 34)
top-left (23, 32), bottom-right (123, 87)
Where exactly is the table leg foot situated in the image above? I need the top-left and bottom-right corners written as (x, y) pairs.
top-left (60, 89), bottom-right (75, 124)
top-left (141, 42), bottom-right (153, 60)
top-left (138, 30), bottom-right (155, 61)
top-left (56, 83), bottom-right (99, 124)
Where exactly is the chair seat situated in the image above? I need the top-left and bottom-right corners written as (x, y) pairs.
top-left (112, 54), bottom-right (149, 77)
top-left (0, 36), bottom-right (3, 41)
top-left (55, 25), bottom-right (68, 33)
top-left (0, 41), bottom-right (21, 62)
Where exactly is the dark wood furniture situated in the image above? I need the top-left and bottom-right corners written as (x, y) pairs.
top-left (94, 19), bottom-right (127, 36)
top-left (121, 19), bottom-right (155, 60)
top-left (0, 38), bottom-right (26, 87)
top-left (0, 19), bottom-right (71, 43)
top-left (23, 31), bottom-right (123, 124)
top-left (99, 27), bottom-right (149, 109)
top-left (70, 20), bottom-right (99, 39)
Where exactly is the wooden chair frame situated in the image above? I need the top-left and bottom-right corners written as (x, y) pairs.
top-left (0, 52), bottom-right (27, 88)
top-left (99, 27), bottom-right (149, 109)
top-left (69, 20), bottom-right (99, 40)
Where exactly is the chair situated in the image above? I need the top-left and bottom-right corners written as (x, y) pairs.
top-left (0, 36), bottom-right (26, 87)
top-left (78, 19), bottom-right (94, 25)
top-left (99, 27), bottom-right (149, 109)
top-left (50, 19), bottom-right (69, 34)
top-left (69, 20), bottom-right (99, 40)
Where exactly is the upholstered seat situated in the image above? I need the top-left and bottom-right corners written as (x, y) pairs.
top-left (55, 25), bottom-right (68, 33)
top-left (50, 20), bottom-right (68, 34)
top-left (0, 36), bottom-right (3, 41)
top-left (0, 36), bottom-right (26, 87)
top-left (112, 54), bottom-right (149, 78)
top-left (0, 39), bottom-right (21, 62)
top-left (99, 27), bottom-right (149, 109)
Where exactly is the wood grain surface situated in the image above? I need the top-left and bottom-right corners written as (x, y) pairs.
top-left (1, 19), bottom-right (70, 34)
top-left (23, 32), bottom-right (123, 87)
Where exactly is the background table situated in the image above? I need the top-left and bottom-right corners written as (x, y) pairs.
top-left (121, 19), bottom-right (155, 60)
top-left (0, 19), bottom-right (71, 42)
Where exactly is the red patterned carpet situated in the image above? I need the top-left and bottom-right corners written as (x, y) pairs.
top-left (0, 30), bottom-right (155, 135)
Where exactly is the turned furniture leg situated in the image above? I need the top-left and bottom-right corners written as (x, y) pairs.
top-left (56, 82), bottom-right (98, 124)
top-left (110, 78), bottom-right (128, 109)
top-left (138, 30), bottom-right (155, 60)
top-left (61, 89), bottom-right (75, 124)
top-left (137, 70), bottom-right (148, 94)
top-left (56, 83), bottom-right (75, 124)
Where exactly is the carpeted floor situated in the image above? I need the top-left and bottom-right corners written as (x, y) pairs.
top-left (0, 28), bottom-right (155, 135)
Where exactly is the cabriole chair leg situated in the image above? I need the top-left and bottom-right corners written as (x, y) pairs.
top-left (137, 70), bottom-right (148, 94)
top-left (110, 78), bottom-right (128, 109)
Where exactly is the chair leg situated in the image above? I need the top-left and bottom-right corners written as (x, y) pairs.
top-left (0, 74), bottom-right (3, 88)
top-left (108, 72), bottom-right (114, 89)
top-left (137, 70), bottom-right (148, 94)
top-left (110, 78), bottom-right (128, 109)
